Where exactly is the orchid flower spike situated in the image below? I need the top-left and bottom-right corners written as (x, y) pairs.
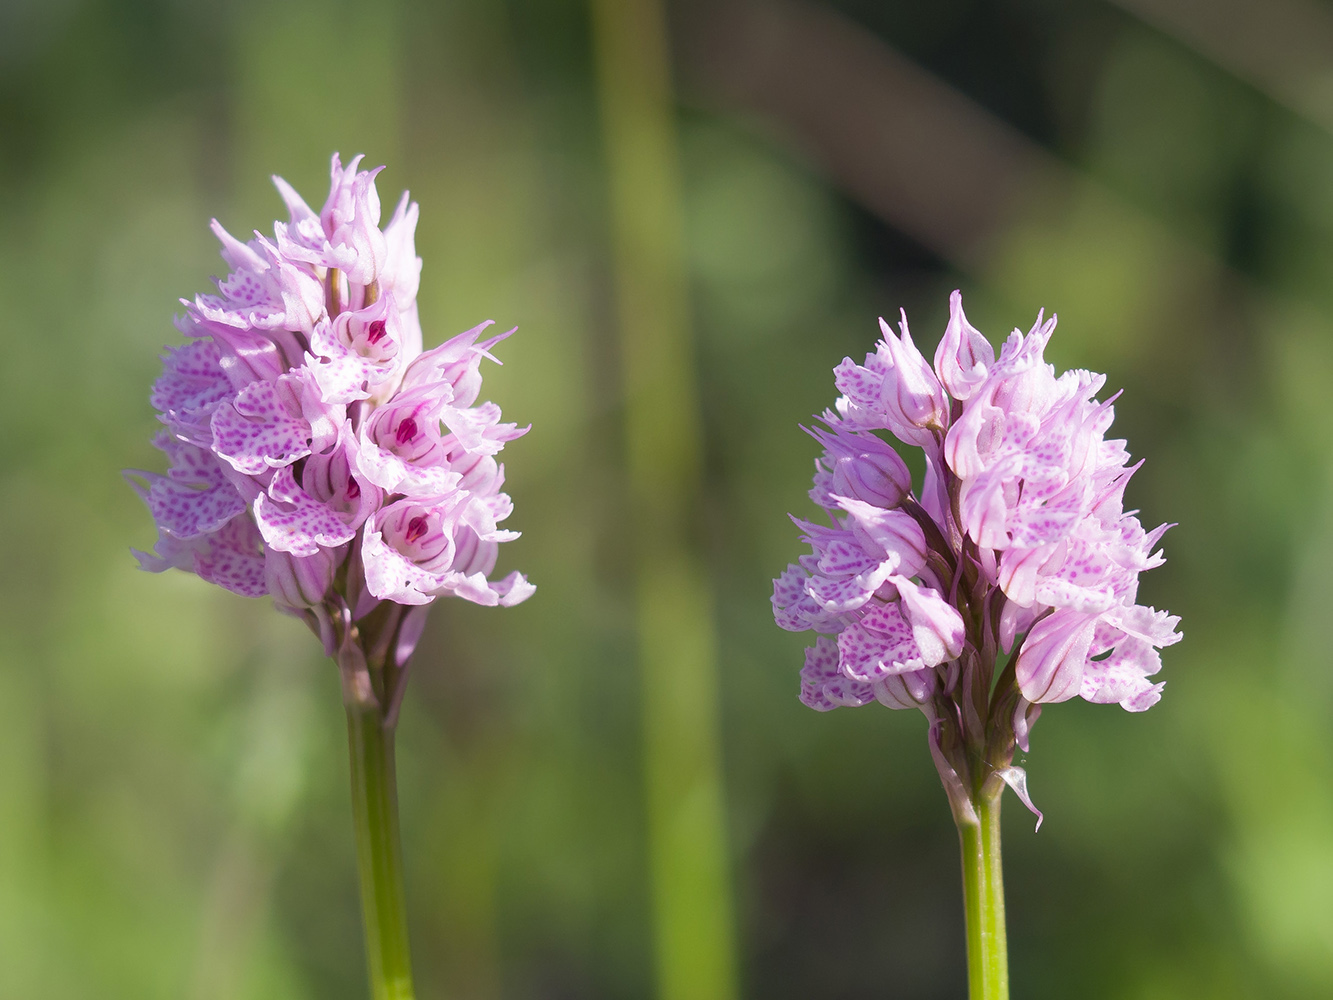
top-left (773, 291), bottom-right (1180, 998)
top-left (775, 289), bottom-right (1181, 817)
top-left (128, 152), bottom-right (534, 679)
top-left (127, 154), bottom-right (534, 999)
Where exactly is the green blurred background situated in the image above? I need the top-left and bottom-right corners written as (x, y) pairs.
top-left (2, 0), bottom-right (1332, 996)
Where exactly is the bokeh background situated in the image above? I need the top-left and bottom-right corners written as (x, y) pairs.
top-left (2, 0), bottom-right (1332, 997)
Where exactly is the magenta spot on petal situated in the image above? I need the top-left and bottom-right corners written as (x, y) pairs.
top-left (405, 515), bottom-right (428, 543)
top-left (367, 320), bottom-right (387, 345)
top-left (396, 417), bottom-right (418, 445)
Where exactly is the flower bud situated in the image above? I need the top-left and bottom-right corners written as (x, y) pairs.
top-left (873, 667), bottom-right (937, 713)
top-left (933, 289), bottom-right (994, 401)
top-left (826, 431), bottom-right (911, 509)
top-left (876, 312), bottom-right (950, 444)
top-left (265, 545), bottom-right (342, 612)
top-left (1015, 610), bottom-right (1095, 704)
top-left (321, 155), bottom-right (386, 286)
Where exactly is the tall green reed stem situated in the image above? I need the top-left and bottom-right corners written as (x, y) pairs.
top-left (589, 1), bottom-right (740, 998)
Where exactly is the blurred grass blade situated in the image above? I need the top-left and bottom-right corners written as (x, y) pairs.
top-left (589, 1), bottom-right (740, 998)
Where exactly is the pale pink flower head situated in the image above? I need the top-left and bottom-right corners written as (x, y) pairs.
top-left (774, 292), bottom-right (1179, 821)
top-left (129, 153), bottom-right (533, 684)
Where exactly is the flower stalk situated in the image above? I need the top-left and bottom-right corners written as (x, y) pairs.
top-left (958, 782), bottom-right (1008, 1000)
top-left (345, 704), bottom-right (414, 1000)
top-left (336, 600), bottom-right (419, 1000)
top-left (932, 651), bottom-right (1015, 1000)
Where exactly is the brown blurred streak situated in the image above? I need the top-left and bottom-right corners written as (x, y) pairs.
top-left (673, 0), bottom-right (1262, 395)
top-left (674, 0), bottom-right (1075, 270)
top-left (1109, 0), bottom-right (1333, 133)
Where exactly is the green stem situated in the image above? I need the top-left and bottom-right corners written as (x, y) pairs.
top-left (346, 705), bottom-right (415, 1000)
top-left (958, 787), bottom-right (1009, 1000)
top-left (589, 0), bottom-right (739, 998)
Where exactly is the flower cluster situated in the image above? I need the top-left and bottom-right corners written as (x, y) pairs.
top-left (128, 154), bottom-right (534, 638)
top-left (773, 292), bottom-right (1179, 805)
